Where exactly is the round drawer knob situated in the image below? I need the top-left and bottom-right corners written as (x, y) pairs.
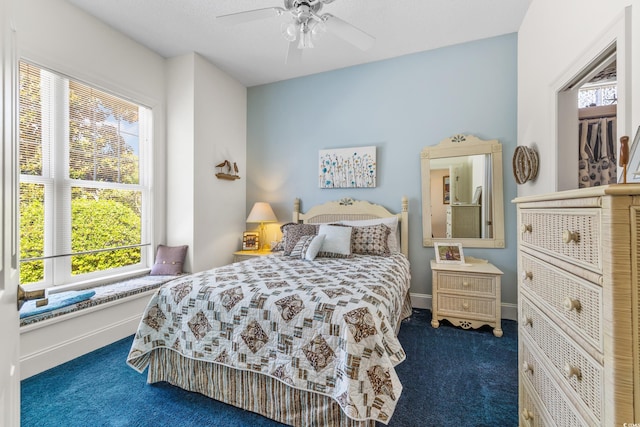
top-left (521, 315), bottom-right (533, 327)
top-left (462, 302), bottom-right (469, 311)
top-left (522, 361), bottom-right (534, 374)
top-left (521, 224), bottom-right (532, 234)
top-left (462, 281), bottom-right (470, 287)
top-left (564, 363), bottom-right (582, 380)
top-left (522, 271), bottom-right (533, 281)
top-left (562, 229), bottom-right (580, 244)
top-left (563, 297), bottom-right (581, 312)
top-left (522, 408), bottom-right (534, 421)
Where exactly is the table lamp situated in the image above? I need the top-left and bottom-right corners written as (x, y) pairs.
top-left (246, 202), bottom-right (278, 250)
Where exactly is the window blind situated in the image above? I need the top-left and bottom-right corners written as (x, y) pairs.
top-left (18, 62), bottom-right (152, 288)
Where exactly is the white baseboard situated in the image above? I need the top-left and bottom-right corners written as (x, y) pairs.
top-left (19, 290), bottom-right (154, 380)
top-left (409, 292), bottom-right (518, 321)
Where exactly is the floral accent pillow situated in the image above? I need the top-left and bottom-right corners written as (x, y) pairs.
top-left (351, 224), bottom-right (391, 256)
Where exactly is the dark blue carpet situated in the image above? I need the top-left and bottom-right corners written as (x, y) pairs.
top-left (21, 309), bottom-right (517, 426)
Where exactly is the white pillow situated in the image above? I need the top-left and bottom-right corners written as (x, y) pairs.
top-left (339, 217), bottom-right (400, 253)
top-left (304, 234), bottom-right (326, 261)
top-left (317, 224), bottom-right (352, 257)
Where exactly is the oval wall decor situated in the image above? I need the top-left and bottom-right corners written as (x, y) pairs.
top-left (512, 145), bottom-right (539, 184)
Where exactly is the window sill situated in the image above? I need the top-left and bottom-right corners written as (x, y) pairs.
top-left (20, 272), bottom-right (175, 329)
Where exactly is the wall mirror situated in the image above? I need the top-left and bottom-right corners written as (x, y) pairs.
top-left (421, 134), bottom-right (505, 248)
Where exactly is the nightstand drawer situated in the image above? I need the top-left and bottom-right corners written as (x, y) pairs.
top-left (436, 294), bottom-right (496, 319)
top-left (521, 252), bottom-right (603, 352)
top-left (433, 271), bottom-right (496, 297)
top-left (519, 208), bottom-right (601, 273)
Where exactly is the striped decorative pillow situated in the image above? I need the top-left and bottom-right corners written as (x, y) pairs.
top-left (289, 235), bottom-right (316, 259)
top-left (280, 223), bottom-right (319, 255)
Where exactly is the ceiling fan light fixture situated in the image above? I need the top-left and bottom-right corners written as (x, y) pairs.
top-left (218, 0), bottom-right (376, 58)
top-left (281, 22), bottom-right (298, 41)
top-left (310, 20), bottom-right (326, 41)
top-left (298, 26), bottom-right (314, 49)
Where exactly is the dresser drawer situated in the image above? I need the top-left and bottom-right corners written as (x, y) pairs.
top-left (519, 209), bottom-right (601, 273)
top-left (521, 299), bottom-right (603, 422)
top-left (520, 253), bottom-right (603, 352)
top-left (433, 271), bottom-right (496, 296)
top-left (436, 294), bottom-right (496, 319)
top-left (519, 378), bottom-right (549, 427)
top-left (520, 338), bottom-right (594, 427)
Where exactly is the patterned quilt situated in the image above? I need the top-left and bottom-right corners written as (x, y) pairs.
top-left (127, 252), bottom-right (411, 424)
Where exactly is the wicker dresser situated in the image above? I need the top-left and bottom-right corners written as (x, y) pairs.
top-left (514, 185), bottom-right (640, 426)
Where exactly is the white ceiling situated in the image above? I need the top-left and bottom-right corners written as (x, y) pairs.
top-left (66, 0), bottom-right (531, 87)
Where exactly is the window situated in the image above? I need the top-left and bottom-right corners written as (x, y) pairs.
top-left (19, 62), bottom-right (152, 289)
top-left (578, 82), bottom-right (617, 108)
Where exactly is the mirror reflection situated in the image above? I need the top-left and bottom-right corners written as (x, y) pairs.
top-left (421, 134), bottom-right (505, 248)
top-left (429, 154), bottom-right (491, 238)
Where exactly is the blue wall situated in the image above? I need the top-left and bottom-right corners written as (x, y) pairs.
top-left (247, 34), bottom-right (518, 305)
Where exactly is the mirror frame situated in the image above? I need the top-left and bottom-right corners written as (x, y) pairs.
top-left (421, 134), bottom-right (505, 248)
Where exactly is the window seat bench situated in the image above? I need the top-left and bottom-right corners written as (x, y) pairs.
top-left (19, 274), bottom-right (178, 379)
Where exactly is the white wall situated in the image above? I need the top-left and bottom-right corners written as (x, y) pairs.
top-left (193, 54), bottom-right (247, 271)
top-left (166, 55), bottom-right (196, 270)
top-left (167, 53), bottom-right (247, 272)
top-left (517, 0), bottom-right (639, 196)
top-left (15, 0), bottom-right (168, 252)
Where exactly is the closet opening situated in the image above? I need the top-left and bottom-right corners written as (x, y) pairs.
top-left (556, 44), bottom-right (618, 190)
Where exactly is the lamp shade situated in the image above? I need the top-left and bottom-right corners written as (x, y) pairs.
top-left (246, 202), bottom-right (278, 223)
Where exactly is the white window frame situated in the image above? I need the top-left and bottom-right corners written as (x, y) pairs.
top-left (19, 63), bottom-right (153, 291)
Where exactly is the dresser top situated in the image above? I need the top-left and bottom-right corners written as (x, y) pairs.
top-left (512, 183), bottom-right (640, 204)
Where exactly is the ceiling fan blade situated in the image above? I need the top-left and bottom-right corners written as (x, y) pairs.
top-left (217, 7), bottom-right (284, 25)
top-left (285, 40), bottom-right (302, 65)
top-left (323, 14), bottom-right (375, 51)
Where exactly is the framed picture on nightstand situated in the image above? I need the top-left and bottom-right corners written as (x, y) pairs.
top-left (434, 242), bottom-right (465, 264)
top-left (242, 232), bottom-right (259, 250)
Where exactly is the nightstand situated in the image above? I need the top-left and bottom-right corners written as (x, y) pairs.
top-left (430, 258), bottom-right (503, 337)
top-left (233, 249), bottom-right (272, 263)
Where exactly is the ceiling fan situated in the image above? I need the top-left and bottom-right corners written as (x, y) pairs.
top-left (217, 0), bottom-right (375, 64)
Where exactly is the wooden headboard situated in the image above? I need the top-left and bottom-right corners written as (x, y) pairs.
top-left (292, 197), bottom-right (409, 257)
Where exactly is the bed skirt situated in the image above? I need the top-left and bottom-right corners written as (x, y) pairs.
top-left (147, 347), bottom-right (376, 427)
top-left (145, 293), bottom-right (412, 426)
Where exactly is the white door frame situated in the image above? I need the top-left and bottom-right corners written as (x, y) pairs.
top-left (553, 7), bottom-right (632, 191)
top-left (1, 0), bottom-right (21, 424)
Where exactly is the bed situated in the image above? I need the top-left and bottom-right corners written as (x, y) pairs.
top-left (127, 197), bottom-right (412, 426)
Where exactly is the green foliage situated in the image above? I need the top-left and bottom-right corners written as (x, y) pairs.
top-left (19, 184), bottom-right (45, 284)
top-left (70, 197), bottom-right (141, 275)
top-left (19, 195), bottom-right (142, 284)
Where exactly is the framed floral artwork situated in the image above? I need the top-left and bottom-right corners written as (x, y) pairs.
top-left (319, 146), bottom-right (376, 188)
